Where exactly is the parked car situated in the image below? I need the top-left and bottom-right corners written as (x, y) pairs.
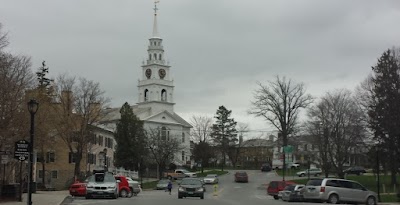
top-left (85, 170), bottom-right (119, 199)
top-left (114, 176), bottom-right (132, 198)
top-left (69, 182), bottom-right (86, 196)
top-left (178, 178), bottom-right (205, 199)
top-left (301, 178), bottom-right (377, 205)
top-left (344, 166), bottom-right (367, 175)
top-left (261, 164), bottom-right (272, 172)
top-left (267, 180), bottom-right (296, 200)
top-left (281, 184), bottom-right (305, 202)
top-left (296, 168), bottom-right (322, 177)
top-left (156, 179), bottom-right (171, 190)
top-left (290, 163), bottom-right (301, 169)
top-left (126, 177), bottom-right (141, 196)
top-left (164, 169), bottom-right (197, 180)
top-left (203, 174), bottom-right (219, 184)
top-left (234, 171), bottom-right (248, 183)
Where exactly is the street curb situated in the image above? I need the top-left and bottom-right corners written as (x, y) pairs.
top-left (59, 196), bottom-right (73, 205)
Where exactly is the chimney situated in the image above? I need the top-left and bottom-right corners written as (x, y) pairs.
top-left (61, 90), bottom-right (73, 113)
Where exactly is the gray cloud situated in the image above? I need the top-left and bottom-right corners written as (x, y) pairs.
top-left (2, 0), bottom-right (400, 132)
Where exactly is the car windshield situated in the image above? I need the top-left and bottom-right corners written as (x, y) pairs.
top-left (284, 185), bottom-right (295, 191)
top-left (236, 172), bottom-right (247, 176)
top-left (158, 180), bottom-right (169, 184)
top-left (87, 173), bottom-right (115, 183)
top-left (206, 174), bottom-right (217, 178)
top-left (180, 179), bottom-right (202, 186)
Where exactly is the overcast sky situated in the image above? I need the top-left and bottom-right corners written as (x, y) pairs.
top-left (2, 0), bottom-right (400, 135)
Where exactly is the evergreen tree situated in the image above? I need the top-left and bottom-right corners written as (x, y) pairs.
top-left (114, 102), bottom-right (147, 170)
top-left (369, 49), bottom-right (400, 185)
top-left (210, 105), bottom-right (237, 171)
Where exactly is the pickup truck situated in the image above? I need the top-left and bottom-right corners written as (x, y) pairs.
top-left (163, 169), bottom-right (197, 180)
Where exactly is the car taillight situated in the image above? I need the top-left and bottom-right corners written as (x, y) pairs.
top-left (320, 187), bottom-right (325, 192)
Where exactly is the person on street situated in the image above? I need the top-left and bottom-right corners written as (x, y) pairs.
top-left (167, 181), bottom-right (172, 195)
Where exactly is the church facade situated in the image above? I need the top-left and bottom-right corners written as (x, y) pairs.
top-left (98, 4), bottom-right (192, 167)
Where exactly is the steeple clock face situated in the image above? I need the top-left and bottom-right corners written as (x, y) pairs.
top-left (145, 69), bottom-right (152, 79)
top-left (159, 69), bottom-right (166, 79)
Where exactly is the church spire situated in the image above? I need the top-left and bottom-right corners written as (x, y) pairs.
top-left (152, 1), bottom-right (160, 38)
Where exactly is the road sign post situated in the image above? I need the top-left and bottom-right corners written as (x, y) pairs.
top-left (14, 140), bottom-right (30, 161)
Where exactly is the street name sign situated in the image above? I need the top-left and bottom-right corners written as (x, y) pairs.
top-left (14, 140), bottom-right (30, 161)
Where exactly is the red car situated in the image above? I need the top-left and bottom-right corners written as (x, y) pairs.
top-left (114, 176), bottom-right (132, 198)
top-left (267, 180), bottom-right (295, 199)
top-left (234, 171), bottom-right (248, 183)
top-left (69, 182), bottom-right (86, 196)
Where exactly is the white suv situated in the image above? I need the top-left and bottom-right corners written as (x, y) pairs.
top-left (301, 178), bottom-right (377, 205)
top-left (85, 171), bottom-right (119, 199)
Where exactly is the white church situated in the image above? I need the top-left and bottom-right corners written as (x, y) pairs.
top-left (97, 3), bottom-right (192, 167)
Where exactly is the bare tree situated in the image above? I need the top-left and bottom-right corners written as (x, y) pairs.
top-left (249, 76), bottom-right (313, 178)
top-left (0, 53), bottom-right (34, 150)
top-left (308, 89), bottom-right (365, 178)
top-left (190, 115), bottom-right (213, 142)
top-left (145, 128), bottom-right (184, 179)
top-left (0, 23), bottom-right (9, 50)
top-left (226, 123), bottom-right (249, 168)
top-left (51, 74), bottom-right (109, 178)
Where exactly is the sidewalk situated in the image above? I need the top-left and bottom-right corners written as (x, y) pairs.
top-left (0, 190), bottom-right (69, 205)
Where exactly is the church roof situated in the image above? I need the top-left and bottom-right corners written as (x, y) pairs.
top-left (99, 105), bottom-right (192, 129)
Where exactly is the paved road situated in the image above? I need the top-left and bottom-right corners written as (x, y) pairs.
top-left (65, 170), bottom-right (318, 205)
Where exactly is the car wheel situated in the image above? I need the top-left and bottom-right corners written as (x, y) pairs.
top-left (168, 175), bottom-right (172, 180)
top-left (178, 194), bottom-right (183, 199)
top-left (120, 189), bottom-right (128, 198)
top-left (300, 173), bottom-right (305, 177)
top-left (273, 195), bottom-right (279, 200)
top-left (315, 173), bottom-right (320, 177)
top-left (127, 190), bottom-right (133, 198)
top-left (328, 194), bottom-right (339, 204)
top-left (366, 196), bottom-right (376, 205)
top-left (200, 194), bottom-right (204, 199)
top-left (85, 194), bottom-right (91, 199)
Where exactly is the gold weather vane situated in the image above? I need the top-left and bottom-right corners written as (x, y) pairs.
top-left (154, 0), bottom-right (160, 14)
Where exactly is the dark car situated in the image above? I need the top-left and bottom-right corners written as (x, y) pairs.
top-left (281, 184), bottom-right (305, 202)
top-left (344, 166), bottom-right (367, 175)
top-left (261, 164), bottom-right (272, 172)
top-left (234, 171), bottom-right (248, 183)
top-left (267, 180), bottom-right (295, 199)
top-left (178, 178), bottom-right (205, 199)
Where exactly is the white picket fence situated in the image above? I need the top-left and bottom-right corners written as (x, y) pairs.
top-left (111, 167), bottom-right (139, 179)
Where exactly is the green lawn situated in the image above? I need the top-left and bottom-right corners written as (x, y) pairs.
top-left (141, 180), bottom-right (159, 190)
top-left (196, 170), bottom-right (229, 177)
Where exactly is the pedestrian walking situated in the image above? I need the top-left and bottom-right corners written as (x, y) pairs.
top-left (167, 181), bottom-right (172, 195)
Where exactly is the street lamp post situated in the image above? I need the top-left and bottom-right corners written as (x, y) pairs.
top-left (27, 99), bottom-right (39, 205)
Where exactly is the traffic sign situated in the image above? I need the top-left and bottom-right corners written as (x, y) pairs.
top-left (14, 140), bottom-right (30, 161)
top-left (283, 145), bottom-right (293, 153)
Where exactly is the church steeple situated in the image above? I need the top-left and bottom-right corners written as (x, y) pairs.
top-left (152, 1), bottom-right (159, 38)
top-left (137, 1), bottom-right (175, 114)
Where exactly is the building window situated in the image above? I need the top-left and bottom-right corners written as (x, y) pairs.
top-left (154, 53), bottom-right (157, 60)
top-left (161, 127), bottom-right (167, 140)
top-left (144, 89), bottom-right (149, 101)
top-left (51, 170), bottom-right (58, 179)
top-left (161, 89), bottom-right (167, 101)
top-left (69, 152), bottom-right (76, 163)
top-left (181, 151), bottom-right (185, 161)
top-left (38, 170), bottom-right (44, 178)
top-left (159, 54), bottom-right (162, 60)
top-left (149, 54), bottom-right (151, 60)
top-left (182, 133), bottom-right (185, 143)
top-left (304, 144), bottom-right (308, 151)
top-left (47, 151), bottom-right (55, 163)
top-left (99, 136), bottom-right (103, 146)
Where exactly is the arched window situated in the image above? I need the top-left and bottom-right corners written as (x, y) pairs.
top-left (161, 89), bottom-right (167, 101)
top-left (159, 54), bottom-right (162, 60)
top-left (149, 54), bottom-right (151, 60)
top-left (154, 53), bottom-right (157, 60)
top-left (144, 89), bottom-right (149, 101)
top-left (182, 133), bottom-right (185, 143)
top-left (154, 42), bottom-right (156, 46)
top-left (161, 127), bottom-right (167, 140)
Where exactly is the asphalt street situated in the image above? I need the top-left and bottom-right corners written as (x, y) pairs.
top-left (65, 170), bottom-right (318, 205)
